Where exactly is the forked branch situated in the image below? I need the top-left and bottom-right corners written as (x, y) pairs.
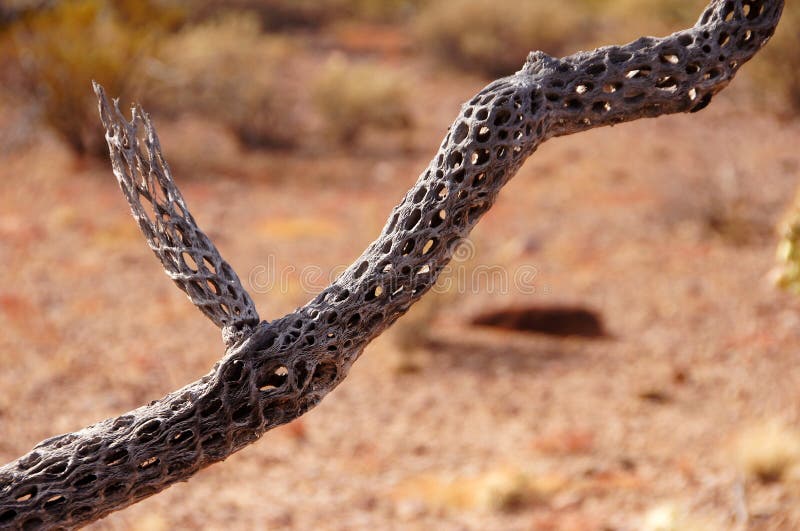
top-left (0, 1), bottom-right (784, 528)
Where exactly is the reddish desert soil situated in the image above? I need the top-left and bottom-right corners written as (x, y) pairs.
top-left (2, 59), bottom-right (800, 530)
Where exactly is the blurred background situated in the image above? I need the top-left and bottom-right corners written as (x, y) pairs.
top-left (1, 0), bottom-right (800, 529)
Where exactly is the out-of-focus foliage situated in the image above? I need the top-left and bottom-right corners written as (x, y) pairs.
top-left (775, 188), bottom-right (800, 294)
top-left (186, 0), bottom-right (333, 30)
top-left (333, 0), bottom-right (423, 22)
top-left (752, 1), bottom-right (800, 115)
top-left (187, 0), bottom-right (426, 29)
top-left (600, 0), bottom-right (705, 24)
top-left (0, 0), bottom-right (797, 159)
top-left (582, 0), bottom-right (707, 38)
top-left (312, 56), bottom-right (413, 145)
top-left (733, 420), bottom-right (800, 483)
top-left (414, 0), bottom-right (594, 78)
top-left (4, 0), bottom-right (184, 155)
top-left (144, 13), bottom-right (302, 149)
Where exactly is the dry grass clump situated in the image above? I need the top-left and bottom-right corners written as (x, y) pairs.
top-left (187, 0), bottom-right (423, 29)
top-left (733, 420), bottom-right (800, 483)
top-left (414, 0), bottom-right (593, 77)
top-left (393, 468), bottom-right (564, 513)
top-left (325, 0), bottom-right (426, 24)
top-left (3, 0), bottom-right (183, 156)
top-left (312, 56), bottom-right (413, 145)
top-left (186, 0), bottom-right (334, 30)
top-left (145, 12), bottom-right (303, 150)
top-left (774, 186), bottom-right (800, 294)
top-left (473, 469), bottom-right (535, 512)
top-left (2, 5), bottom-right (304, 155)
top-left (640, 502), bottom-right (713, 531)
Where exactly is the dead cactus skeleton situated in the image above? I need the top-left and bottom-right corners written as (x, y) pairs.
top-left (0, 1), bottom-right (784, 528)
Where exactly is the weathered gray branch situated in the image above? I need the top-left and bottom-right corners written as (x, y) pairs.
top-left (93, 85), bottom-right (260, 346)
top-left (0, 1), bottom-right (784, 528)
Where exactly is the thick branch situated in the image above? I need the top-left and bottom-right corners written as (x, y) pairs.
top-left (0, 1), bottom-right (783, 528)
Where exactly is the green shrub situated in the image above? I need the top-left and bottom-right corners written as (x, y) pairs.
top-left (144, 12), bottom-right (303, 150)
top-left (414, 0), bottom-right (593, 78)
top-left (311, 56), bottom-right (413, 145)
top-left (5, 0), bottom-right (183, 156)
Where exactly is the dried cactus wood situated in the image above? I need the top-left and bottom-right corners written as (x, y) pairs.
top-left (93, 92), bottom-right (260, 347)
top-left (0, 1), bottom-right (784, 528)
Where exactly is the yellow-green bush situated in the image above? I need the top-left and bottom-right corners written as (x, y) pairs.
top-left (414, 0), bottom-right (594, 78)
top-left (143, 12), bottom-right (302, 150)
top-left (775, 187), bottom-right (800, 294)
top-left (5, 0), bottom-right (183, 155)
top-left (312, 56), bottom-right (413, 145)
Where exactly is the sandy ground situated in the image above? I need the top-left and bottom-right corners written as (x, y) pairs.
top-left (2, 64), bottom-right (800, 530)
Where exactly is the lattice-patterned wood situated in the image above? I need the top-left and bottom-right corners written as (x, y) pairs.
top-left (0, 1), bottom-right (784, 528)
top-left (95, 86), bottom-right (260, 345)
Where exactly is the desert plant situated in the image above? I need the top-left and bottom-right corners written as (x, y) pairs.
top-left (185, 0), bottom-right (335, 30)
top-left (0, 1), bottom-right (785, 527)
top-left (328, 0), bottom-right (428, 23)
top-left (145, 12), bottom-right (303, 149)
top-left (312, 56), bottom-right (413, 145)
top-left (415, 0), bottom-right (594, 77)
top-left (186, 0), bottom-right (424, 29)
top-left (733, 420), bottom-right (800, 483)
top-left (774, 184), bottom-right (800, 293)
top-left (6, 0), bottom-right (183, 156)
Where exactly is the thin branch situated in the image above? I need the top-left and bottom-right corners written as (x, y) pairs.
top-left (94, 82), bottom-right (260, 345)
